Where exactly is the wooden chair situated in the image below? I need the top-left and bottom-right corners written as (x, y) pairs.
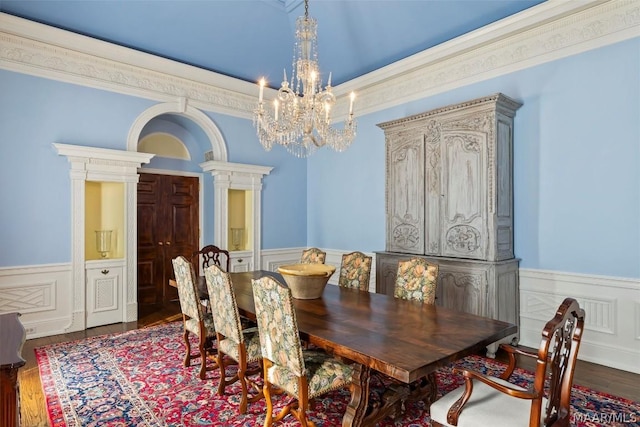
top-left (338, 251), bottom-right (372, 291)
top-left (171, 256), bottom-right (217, 380)
top-left (251, 276), bottom-right (355, 427)
top-left (430, 297), bottom-right (586, 427)
top-left (394, 257), bottom-right (439, 303)
top-left (204, 265), bottom-right (263, 414)
top-left (193, 244), bottom-right (230, 273)
top-left (300, 247), bottom-right (326, 264)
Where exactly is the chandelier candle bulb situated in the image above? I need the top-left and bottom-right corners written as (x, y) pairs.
top-left (258, 78), bottom-right (265, 103)
top-left (349, 92), bottom-right (355, 115)
top-left (274, 99), bottom-right (279, 121)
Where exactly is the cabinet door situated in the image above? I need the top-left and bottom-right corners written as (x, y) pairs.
top-left (386, 134), bottom-right (425, 254)
top-left (86, 266), bottom-right (122, 328)
top-left (229, 255), bottom-right (253, 272)
top-left (440, 129), bottom-right (487, 260)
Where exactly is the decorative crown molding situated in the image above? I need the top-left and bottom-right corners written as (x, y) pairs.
top-left (1, 0), bottom-right (638, 119)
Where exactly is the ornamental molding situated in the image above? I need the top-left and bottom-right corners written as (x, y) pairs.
top-left (1, 0), bottom-right (639, 118)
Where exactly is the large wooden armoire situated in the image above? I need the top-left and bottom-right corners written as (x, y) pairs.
top-left (375, 94), bottom-right (522, 356)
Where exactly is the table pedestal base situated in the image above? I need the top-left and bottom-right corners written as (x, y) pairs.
top-left (343, 365), bottom-right (438, 427)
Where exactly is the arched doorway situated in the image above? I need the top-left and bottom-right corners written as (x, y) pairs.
top-left (128, 100), bottom-right (225, 317)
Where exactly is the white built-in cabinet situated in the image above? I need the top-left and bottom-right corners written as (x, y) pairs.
top-left (85, 261), bottom-right (124, 328)
top-left (376, 94), bottom-right (522, 356)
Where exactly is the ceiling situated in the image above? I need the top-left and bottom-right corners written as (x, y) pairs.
top-left (0, 0), bottom-right (545, 88)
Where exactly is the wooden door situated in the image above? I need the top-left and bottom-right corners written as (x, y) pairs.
top-left (137, 173), bottom-right (199, 314)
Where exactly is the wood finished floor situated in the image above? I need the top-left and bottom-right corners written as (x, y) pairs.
top-left (19, 302), bottom-right (640, 426)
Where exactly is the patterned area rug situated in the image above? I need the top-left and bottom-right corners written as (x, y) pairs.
top-left (36, 321), bottom-right (639, 426)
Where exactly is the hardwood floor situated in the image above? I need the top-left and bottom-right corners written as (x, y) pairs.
top-left (19, 303), bottom-right (639, 426)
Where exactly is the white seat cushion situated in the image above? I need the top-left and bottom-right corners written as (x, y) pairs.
top-left (430, 376), bottom-right (547, 427)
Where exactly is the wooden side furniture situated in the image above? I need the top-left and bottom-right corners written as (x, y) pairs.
top-left (0, 312), bottom-right (26, 427)
top-left (228, 270), bottom-right (517, 427)
top-left (376, 94), bottom-right (522, 355)
top-left (430, 298), bottom-right (585, 427)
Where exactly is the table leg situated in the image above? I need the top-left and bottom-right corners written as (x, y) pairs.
top-left (342, 363), bottom-right (371, 427)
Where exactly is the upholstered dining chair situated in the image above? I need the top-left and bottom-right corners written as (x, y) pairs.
top-left (300, 247), bottom-right (326, 264)
top-left (251, 276), bottom-right (355, 427)
top-left (338, 251), bottom-right (372, 291)
top-left (193, 244), bottom-right (230, 273)
top-left (204, 265), bottom-right (263, 414)
top-left (394, 257), bottom-right (439, 303)
top-left (391, 257), bottom-right (440, 404)
top-left (172, 256), bottom-right (217, 380)
top-left (430, 297), bottom-right (586, 427)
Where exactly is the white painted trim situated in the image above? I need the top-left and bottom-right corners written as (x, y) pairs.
top-left (126, 100), bottom-right (228, 161)
top-left (200, 161), bottom-right (273, 272)
top-left (1, 1), bottom-right (638, 118)
top-left (519, 268), bottom-right (640, 374)
top-left (54, 144), bottom-right (154, 330)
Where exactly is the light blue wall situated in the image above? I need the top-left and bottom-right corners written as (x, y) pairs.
top-left (2, 38), bottom-right (638, 279)
top-left (0, 71), bottom-right (155, 266)
top-left (0, 69), bottom-right (308, 267)
top-left (307, 38), bottom-right (640, 279)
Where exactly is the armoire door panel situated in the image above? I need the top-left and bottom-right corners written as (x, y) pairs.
top-left (440, 132), bottom-right (487, 260)
top-left (386, 134), bottom-right (425, 254)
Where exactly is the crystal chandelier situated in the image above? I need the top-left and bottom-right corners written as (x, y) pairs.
top-left (253, 0), bottom-right (357, 158)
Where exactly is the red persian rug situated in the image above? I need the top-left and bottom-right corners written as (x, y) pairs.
top-left (36, 321), bottom-right (639, 426)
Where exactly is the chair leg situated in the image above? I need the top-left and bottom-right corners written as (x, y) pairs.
top-left (216, 351), bottom-right (227, 396)
top-left (263, 381), bottom-right (274, 427)
top-left (183, 328), bottom-right (192, 367)
top-left (199, 334), bottom-right (208, 380)
top-left (238, 361), bottom-right (249, 414)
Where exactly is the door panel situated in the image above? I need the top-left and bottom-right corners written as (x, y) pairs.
top-left (137, 173), bottom-right (199, 314)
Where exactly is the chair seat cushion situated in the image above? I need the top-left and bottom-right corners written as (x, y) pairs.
top-left (218, 327), bottom-right (262, 363)
top-left (429, 376), bottom-right (548, 427)
top-left (184, 313), bottom-right (216, 338)
top-left (267, 350), bottom-right (354, 399)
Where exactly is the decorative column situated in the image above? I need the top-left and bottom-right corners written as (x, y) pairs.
top-left (200, 160), bottom-right (272, 270)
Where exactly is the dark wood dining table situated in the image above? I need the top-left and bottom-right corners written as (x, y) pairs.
top-left (218, 270), bottom-right (517, 427)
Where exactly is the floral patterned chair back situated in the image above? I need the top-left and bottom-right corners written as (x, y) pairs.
top-left (171, 255), bottom-right (216, 380)
top-left (251, 275), bottom-right (355, 426)
top-left (204, 264), bottom-right (263, 413)
top-left (300, 247), bottom-right (326, 264)
top-left (252, 276), bottom-right (305, 376)
top-left (173, 255), bottom-right (203, 324)
top-left (204, 264), bottom-right (244, 346)
top-left (394, 258), bottom-right (439, 304)
top-left (338, 251), bottom-right (372, 291)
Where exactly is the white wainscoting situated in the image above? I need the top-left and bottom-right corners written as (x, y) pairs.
top-left (0, 263), bottom-right (73, 339)
top-left (519, 268), bottom-right (640, 374)
top-left (3, 257), bottom-right (638, 374)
